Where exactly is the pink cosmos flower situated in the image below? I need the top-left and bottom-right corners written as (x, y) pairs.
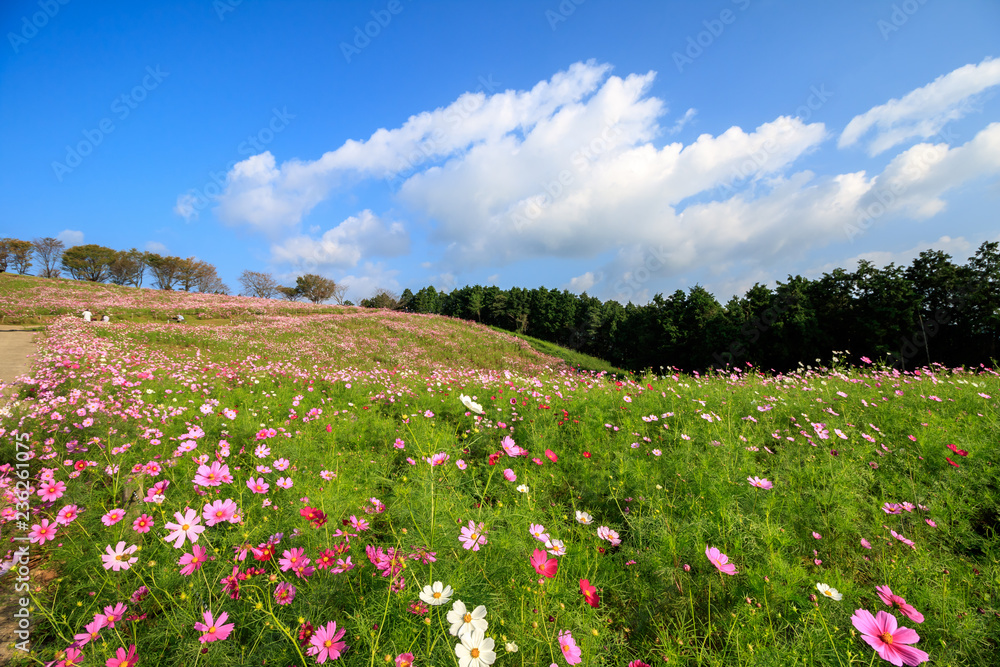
top-left (424, 452), bottom-right (450, 466)
top-left (557, 629), bottom-right (582, 665)
top-left (163, 508), bottom-right (205, 549)
top-left (73, 618), bottom-right (103, 647)
top-left (307, 620), bottom-right (348, 663)
top-left (56, 504), bottom-right (80, 526)
top-left (705, 545), bottom-right (737, 575)
top-left (38, 480), bottom-right (67, 502)
top-left (274, 581), bottom-right (297, 605)
top-left (132, 514), bottom-right (154, 533)
top-left (459, 520), bottom-right (487, 551)
top-left (596, 526), bottom-right (621, 547)
top-left (882, 503), bottom-right (902, 515)
top-left (530, 548), bottom-right (558, 578)
top-left (545, 449), bottom-right (558, 462)
top-left (276, 476), bottom-right (293, 489)
top-left (456, 459), bottom-right (467, 470)
top-left (747, 476), bottom-right (773, 489)
top-left (925, 519), bottom-right (936, 527)
top-left (102, 509), bottom-right (126, 526)
top-left (876, 586), bottom-right (924, 623)
top-left (579, 578), bottom-right (600, 608)
top-left (195, 610), bottom-right (235, 643)
top-left (396, 653), bottom-right (414, 667)
top-left (502, 436), bottom-right (528, 457)
top-left (194, 461), bottom-right (230, 487)
top-left (850, 608), bottom-right (929, 665)
top-left (349, 515), bottom-right (369, 531)
top-left (529, 523), bottom-right (549, 542)
top-left (179, 545), bottom-right (208, 576)
top-left (203, 498), bottom-right (239, 526)
top-left (96, 602), bottom-right (128, 629)
top-left (101, 542), bottom-right (138, 572)
top-left (29, 519), bottom-right (57, 545)
top-left (106, 644), bottom-right (138, 667)
top-left (503, 468), bottom-right (516, 482)
top-left (861, 538), bottom-right (872, 549)
top-left (246, 477), bottom-right (270, 494)
top-left (279, 547), bottom-right (309, 572)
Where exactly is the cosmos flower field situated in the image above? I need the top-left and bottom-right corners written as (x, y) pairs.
top-left (2, 287), bottom-right (999, 666)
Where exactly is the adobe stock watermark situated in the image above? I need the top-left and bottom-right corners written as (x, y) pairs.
top-left (8, 432), bottom-right (33, 653)
top-left (384, 75), bottom-right (502, 193)
top-left (877, 0), bottom-right (930, 40)
top-left (714, 84), bottom-right (832, 198)
top-left (214, 0), bottom-right (242, 21)
top-left (175, 107), bottom-right (295, 220)
top-left (673, 0), bottom-right (752, 73)
top-left (613, 244), bottom-right (671, 303)
top-left (508, 121), bottom-right (623, 232)
top-left (7, 0), bottom-right (71, 54)
top-left (51, 65), bottom-right (169, 182)
top-left (712, 293), bottom-right (800, 367)
top-left (843, 126), bottom-right (956, 242)
top-left (545, 0), bottom-right (587, 31)
top-left (340, 0), bottom-right (406, 64)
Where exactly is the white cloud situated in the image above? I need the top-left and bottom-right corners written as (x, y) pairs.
top-left (567, 271), bottom-right (600, 293)
top-left (145, 241), bottom-right (168, 254)
top-left (214, 60), bottom-right (615, 234)
top-left (174, 194), bottom-right (199, 221)
top-left (336, 262), bottom-right (401, 304)
top-left (270, 210), bottom-right (409, 271)
top-left (839, 57), bottom-right (1000, 155)
top-left (57, 229), bottom-right (84, 246)
top-left (668, 108), bottom-right (697, 135)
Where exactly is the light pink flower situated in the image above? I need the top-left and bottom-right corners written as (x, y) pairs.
top-left (28, 519), bottom-right (57, 545)
top-left (179, 545), bottom-right (208, 576)
top-left (557, 629), bottom-right (582, 665)
top-left (503, 468), bottom-right (516, 482)
top-left (203, 498), bottom-right (239, 526)
top-left (876, 586), bottom-right (924, 623)
top-left (459, 520), bottom-right (487, 551)
top-left (102, 509), bottom-right (126, 526)
top-left (163, 508), bottom-right (205, 549)
top-left (37, 480), bottom-right (66, 502)
top-left (56, 504), bottom-right (80, 526)
top-left (850, 608), bottom-right (929, 665)
top-left (195, 610), bottom-right (235, 643)
top-left (246, 476), bottom-right (269, 494)
top-left (705, 545), bottom-right (737, 575)
top-left (747, 476), bottom-right (773, 489)
top-left (101, 542), bottom-right (138, 571)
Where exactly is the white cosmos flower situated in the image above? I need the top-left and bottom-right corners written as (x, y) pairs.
top-left (455, 628), bottom-right (496, 667)
top-left (816, 583), bottom-right (842, 601)
top-left (447, 600), bottom-right (488, 637)
top-left (419, 581), bottom-right (453, 606)
top-left (516, 484), bottom-right (529, 493)
top-left (575, 510), bottom-right (593, 525)
top-left (459, 394), bottom-right (484, 414)
top-left (505, 641), bottom-right (518, 653)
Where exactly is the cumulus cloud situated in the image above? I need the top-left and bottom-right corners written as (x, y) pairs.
top-left (145, 241), bottom-right (168, 254)
top-left (57, 229), bottom-right (84, 246)
top-left (839, 57), bottom-right (1000, 155)
top-left (270, 210), bottom-right (409, 272)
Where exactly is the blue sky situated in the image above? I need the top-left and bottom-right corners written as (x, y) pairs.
top-left (2, 0), bottom-right (999, 305)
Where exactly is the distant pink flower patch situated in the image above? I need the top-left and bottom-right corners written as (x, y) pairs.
top-left (705, 545), bottom-right (737, 575)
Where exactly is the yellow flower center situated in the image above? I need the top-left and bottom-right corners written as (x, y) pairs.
top-left (182, 523), bottom-right (190, 531)
top-left (464, 613), bottom-right (472, 623)
top-left (433, 592), bottom-right (441, 599)
top-left (209, 626), bottom-right (216, 633)
top-left (471, 648), bottom-right (480, 659)
top-left (880, 632), bottom-right (893, 645)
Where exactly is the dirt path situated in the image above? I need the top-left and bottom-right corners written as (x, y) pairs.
top-left (0, 325), bottom-right (41, 663)
top-left (0, 325), bottom-right (40, 388)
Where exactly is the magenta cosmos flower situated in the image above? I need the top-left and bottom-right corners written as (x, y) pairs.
top-left (705, 545), bottom-right (737, 575)
top-left (28, 519), bottom-right (57, 545)
top-left (274, 581), bottom-right (297, 605)
top-left (106, 644), bottom-right (138, 667)
top-left (308, 620), bottom-right (348, 663)
top-left (132, 513), bottom-right (154, 533)
top-left (195, 610), bottom-right (235, 643)
top-left (850, 609), bottom-right (929, 666)
top-left (179, 545), bottom-right (209, 576)
top-left (557, 629), bottom-right (582, 665)
top-left (37, 480), bottom-right (66, 502)
top-left (246, 476), bottom-right (270, 494)
top-left (101, 509), bottom-right (126, 526)
top-left (747, 476), bottom-right (773, 489)
top-left (876, 586), bottom-right (924, 623)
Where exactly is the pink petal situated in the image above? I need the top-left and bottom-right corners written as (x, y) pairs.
top-left (892, 626), bottom-right (920, 645)
top-left (893, 644), bottom-right (930, 666)
top-left (851, 609), bottom-right (882, 637)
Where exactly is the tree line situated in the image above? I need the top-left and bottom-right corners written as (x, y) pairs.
top-left (0, 238), bottom-right (348, 304)
top-left (364, 242), bottom-right (1000, 373)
